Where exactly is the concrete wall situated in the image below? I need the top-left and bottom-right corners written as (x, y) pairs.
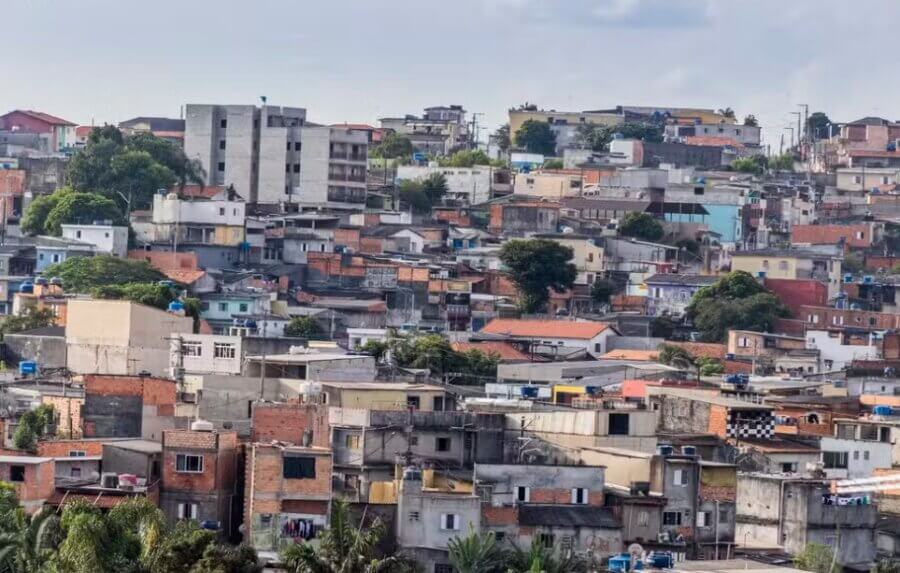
top-left (397, 478), bottom-right (481, 553)
top-left (819, 437), bottom-right (893, 479)
top-left (103, 443), bottom-right (160, 480)
top-left (3, 332), bottom-right (67, 369)
top-left (298, 127), bottom-right (331, 204)
top-left (735, 474), bottom-right (782, 547)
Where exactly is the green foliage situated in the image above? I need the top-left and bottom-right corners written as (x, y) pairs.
top-left (439, 149), bottom-right (492, 167)
top-left (399, 173), bottom-right (448, 213)
top-left (794, 543), bottom-right (837, 573)
top-left (591, 278), bottom-right (619, 304)
top-left (494, 124), bottom-right (510, 153)
top-left (768, 153), bottom-right (794, 172)
top-left (281, 499), bottom-right (411, 573)
top-left (92, 282), bottom-right (171, 308)
top-left (285, 316), bottom-right (328, 339)
top-left (505, 537), bottom-right (590, 573)
top-left (743, 114), bottom-right (758, 127)
top-left (717, 107), bottom-right (736, 119)
top-left (499, 239), bottom-right (577, 313)
top-left (613, 121), bottom-right (664, 143)
top-left (370, 133), bottom-right (414, 159)
top-left (0, 508), bottom-right (61, 573)
top-left (42, 255), bottom-right (164, 292)
top-left (0, 307), bottom-right (57, 339)
top-left (657, 344), bottom-right (695, 369)
top-left (447, 527), bottom-right (505, 573)
top-left (731, 156), bottom-right (766, 175)
top-left (13, 405), bottom-right (55, 452)
top-left (686, 271), bottom-right (790, 342)
top-left (389, 335), bottom-right (499, 380)
top-left (618, 212), bottom-right (664, 242)
top-left (514, 120), bottom-right (556, 156)
top-left (807, 112), bottom-right (831, 140)
top-left (190, 543), bottom-right (261, 573)
top-left (575, 124), bottom-right (613, 151)
top-left (697, 357), bottom-right (725, 376)
top-left (66, 127), bottom-right (192, 211)
top-left (575, 122), bottom-right (663, 151)
top-left (542, 158), bottom-right (563, 169)
top-left (21, 187), bottom-right (125, 237)
top-left (675, 238), bottom-right (700, 255)
top-left (359, 339), bottom-right (389, 361)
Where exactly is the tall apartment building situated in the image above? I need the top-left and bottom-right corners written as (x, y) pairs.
top-left (184, 104), bottom-right (367, 209)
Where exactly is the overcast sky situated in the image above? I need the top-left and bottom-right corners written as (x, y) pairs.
top-left (5, 0), bottom-right (900, 149)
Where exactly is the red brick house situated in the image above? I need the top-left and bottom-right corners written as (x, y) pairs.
top-left (82, 374), bottom-right (177, 440)
top-left (0, 455), bottom-right (55, 514)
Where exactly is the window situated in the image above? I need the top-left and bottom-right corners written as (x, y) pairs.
top-left (738, 337), bottom-right (750, 348)
top-left (407, 396), bottom-right (421, 409)
top-left (697, 511), bottom-right (712, 527)
top-left (219, 140), bottom-right (226, 150)
top-left (762, 259), bottom-right (769, 269)
top-left (9, 465), bottom-right (25, 482)
top-left (440, 513), bottom-right (460, 531)
top-left (853, 450), bottom-right (859, 460)
top-left (853, 175), bottom-right (861, 184)
top-left (637, 511), bottom-right (649, 526)
top-left (408, 511), bottom-right (420, 522)
top-left (52, 254), bottom-right (61, 263)
top-left (409, 436), bottom-right (419, 446)
top-left (219, 207), bottom-right (225, 216)
top-left (177, 503), bottom-right (198, 520)
top-left (239, 303), bottom-right (248, 312)
top-left (218, 302), bottom-right (228, 312)
top-left (864, 451), bottom-right (870, 461)
top-left (572, 488), bottom-right (588, 504)
top-left (76, 230), bottom-right (82, 238)
top-left (516, 486), bottom-right (530, 503)
top-left (434, 565), bottom-right (454, 573)
top-left (436, 437), bottom-right (451, 452)
top-left (293, 164), bottom-right (300, 173)
top-left (182, 342), bottom-right (202, 357)
top-left (217, 162), bottom-right (225, 172)
top-left (779, 260), bottom-right (789, 271)
top-left (673, 469), bottom-right (688, 486)
top-left (70, 467), bottom-right (82, 477)
top-left (663, 511), bottom-right (682, 526)
top-left (823, 451), bottom-right (848, 469)
top-left (433, 396), bottom-right (444, 411)
top-left (345, 435), bottom-right (360, 449)
top-left (538, 534), bottom-right (555, 548)
top-left (295, 142), bottom-right (301, 151)
top-left (220, 119), bottom-right (227, 129)
top-left (175, 454), bottom-right (204, 473)
top-left (781, 462), bottom-right (797, 473)
top-left (883, 176), bottom-right (889, 185)
top-left (214, 343), bottom-right (236, 359)
top-left (69, 450), bottom-right (87, 457)
top-left (283, 456), bottom-right (317, 479)
top-left (609, 413), bottom-right (629, 435)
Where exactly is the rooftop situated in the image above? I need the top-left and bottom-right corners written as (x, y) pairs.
top-left (645, 273), bottom-right (721, 286)
top-left (246, 352), bottom-right (365, 364)
top-left (481, 318), bottom-right (611, 340)
top-left (104, 440), bottom-right (163, 454)
top-left (517, 505), bottom-right (618, 528)
top-left (648, 387), bottom-right (774, 410)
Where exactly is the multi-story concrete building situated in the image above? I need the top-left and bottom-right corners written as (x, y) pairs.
top-left (380, 105), bottom-right (468, 155)
top-left (184, 104), bottom-right (367, 209)
top-left (61, 222), bottom-right (129, 258)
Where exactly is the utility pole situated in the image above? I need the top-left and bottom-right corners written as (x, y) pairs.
top-left (785, 126), bottom-right (795, 150)
top-left (468, 112), bottom-right (484, 150)
top-left (798, 104), bottom-right (809, 143)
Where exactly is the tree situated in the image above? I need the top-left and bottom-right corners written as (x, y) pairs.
top-left (618, 212), bottom-right (664, 242)
top-left (0, 307), bottom-right (57, 339)
top-left (499, 239), bottom-right (577, 313)
top-left (284, 316), bottom-right (328, 339)
top-left (92, 282), bottom-right (177, 309)
top-left (768, 153), bottom-right (794, 172)
top-left (591, 278), bottom-right (619, 304)
top-left (514, 120), bottom-right (556, 156)
top-left (493, 124), bottom-right (510, 153)
top-left (359, 339), bottom-right (389, 362)
top-left (422, 173), bottom-right (448, 205)
top-left (370, 133), bottom-right (413, 160)
top-left (686, 271), bottom-right (790, 342)
top-left (807, 112), bottom-right (832, 140)
top-left (875, 559), bottom-right (900, 573)
top-left (20, 189), bottom-right (70, 236)
top-left (391, 334), bottom-right (460, 375)
top-left (505, 537), bottom-right (590, 573)
top-left (191, 543), bottom-right (261, 573)
top-left (743, 114), bottom-right (758, 127)
top-left (281, 499), bottom-right (411, 573)
top-left (542, 158), bottom-right (563, 169)
top-left (40, 189), bottom-right (125, 236)
top-left (657, 344), bottom-right (695, 369)
top-left (399, 180), bottom-right (432, 214)
top-left (575, 124), bottom-right (612, 151)
top-left (717, 107), bottom-right (736, 119)
top-left (0, 508), bottom-right (61, 573)
top-left (696, 357), bottom-right (725, 376)
top-left (794, 543), bottom-right (837, 573)
top-left (731, 156), bottom-right (766, 175)
top-left (614, 122), bottom-right (663, 143)
top-left (12, 405), bottom-right (55, 451)
top-left (440, 149), bottom-right (492, 168)
top-left (447, 527), bottom-right (505, 573)
top-left (41, 255), bottom-right (164, 292)
top-left (457, 349), bottom-right (500, 380)
top-left (66, 127), bottom-right (183, 211)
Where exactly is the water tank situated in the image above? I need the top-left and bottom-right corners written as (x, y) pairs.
top-left (682, 445), bottom-right (698, 456)
top-left (34, 277), bottom-right (48, 286)
top-left (18, 282), bottom-right (33, 294)
top-left (864, 275), bottom-right (875, 284)
top-left (19, 361), bottom-right (38, 376)
top-left (585, 386), bottom-right (600, 396)
top-left (657, 445), bottom-right (674, 456)
top-left (167, 300), bottom-right (185, 313)
top-left (873, 406), bottom-right (893, 416)
top-left (647, 552), bottom-right (674, 569)
top-left (49, 277), bottom-right (63, 286)
top-left (101, 472), bottom-right (119, 489)
top-left (520, 387), bottom-right (539, 398)
top-left (843, 273), bottom-right (854, 283)
top-left (608, 555), bottom-right (632, 572)
top-left (190, 419), bottom-right (215, 432)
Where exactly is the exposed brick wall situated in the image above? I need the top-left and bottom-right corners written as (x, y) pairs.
top-left (707, 405), bottom-right (728, 437)
top-left (251, 403), bottom-right (329, 447)
top-left (764, 279), bottom-right (828, 317)
top-left (84, 374), bottom-right (176, 405)
top-left (161, 430), bottom-right (237, 493)
top-left (483, 505), bottom-right (517, 525)
top-left (699, 484), bottom-right (736, 502)
top-left (41, 396), bottom-right (83, 439)
top-left (334, 228), bottom-right (361, 252)
top-left (799, 305), bottom-right (900, 330)
top-left (281, 499), bottom-right (328, 514)
top-left (250, 446), bottom-right (332, 498)
top-left (0, 460), bottom-right (55, 506)
top-left (37, 439), bottom-right (106, 457)
top-left (529, 488), bottom-right (604, 506)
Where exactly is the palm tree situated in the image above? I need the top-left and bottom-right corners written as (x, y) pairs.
top-left (0, 508), bottom-right (61, 573)
top-left (717, 107), bottom-right (736, 119)
top-left (281, 500), bottom-right (412, 573)
top-left (446, 527), bottom-right (505, 573)
top-left (505, 538), bottom-right (589, 573)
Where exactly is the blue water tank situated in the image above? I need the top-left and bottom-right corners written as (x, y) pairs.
top-left (648, 552), bottom-right (674, 569)
top-left (873, 406), bottom-right (893, 416)
top-left (864, 275), bottom-right (874, 284)
top-left (167, 301), bottom-right (185, 313)
top-left (843, 273), bottom-right (854, 283)
top-left (585, 386), bottom-right (600, 396)
top-left (19, 282), bottom-right (33, 294)
top-left (520, 386), bottom-right (539, 398)
top-left (608, 555), bottom-right (632, 572)
top-left (19, 361), bottom-right (38, 376)
top-left (158, 280), bottom-right (174, 288)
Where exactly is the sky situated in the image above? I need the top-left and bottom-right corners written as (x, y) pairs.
top-left (5, 0), bottom-right (900, 149)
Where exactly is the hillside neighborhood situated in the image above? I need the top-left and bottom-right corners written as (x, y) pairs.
top-left (3, 35), bottom-right (900, 572)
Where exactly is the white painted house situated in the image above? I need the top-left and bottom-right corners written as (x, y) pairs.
top-left (480, 318), bottom-right (618, 358)
top-left (61, 223), bottom-right (129, 258)
top-left (805, 330), bottom-right (880, 372)
top-left (396, 164), bottom-right (492, 205)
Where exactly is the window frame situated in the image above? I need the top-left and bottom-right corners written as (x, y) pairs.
top-left (175, 454), bottom-right (204, 474)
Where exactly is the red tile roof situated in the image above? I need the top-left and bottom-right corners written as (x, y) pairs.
top-left (481, 318), bottom-right (610, 340)
top-left (791, 224), bottom-right (872, 247)
top-left (666, 341), bottom-right (726, 360)
top-left (76, 125), bottom-right (94, 138)
top-left (161, 268), bottom-right (207, 285)
top-left (600, 349), bottom-right (658, 361)
top-left (451, 341), bottom-right (531, 362)
top-left (14, 110), bottom-right (76, 126)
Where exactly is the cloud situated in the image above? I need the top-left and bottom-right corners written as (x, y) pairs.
top-left (484, 0), bottom-right (712, 28)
